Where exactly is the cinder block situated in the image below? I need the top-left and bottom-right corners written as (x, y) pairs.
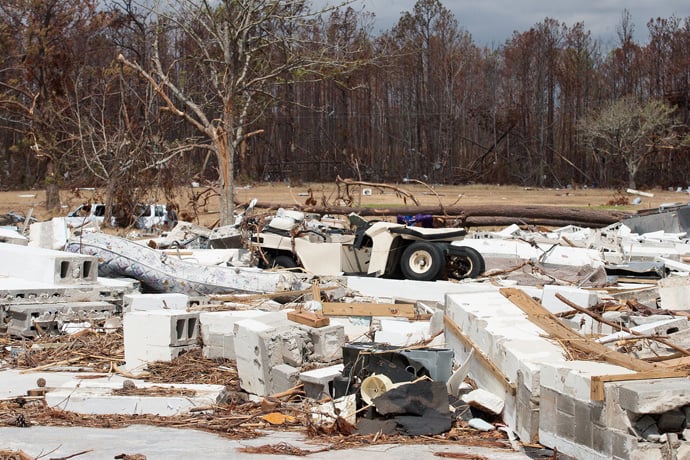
top-left (539, 426), bottom-right (610, 460)
top-left (556, 404), bottom-right (575, 439)
top-left (591, 424), bottom-right (612, 457)
top-left (28, 218), bottom-right (68, 250)
top-left (233, 318), bottom-right (284, 396)
top-left (539, 387), bottom-right (558, 437)
top-left (123, 293), bottom-right (190, 312)
top-left (280, 329), bottom-right (310, 367)
top-left (541, 285), bottom-right (599, 315)
top-left (6, 301), bottom-right (117, 338)
top-left (574, 399), bottom-right (593, 447)
top-left (658, 276), bottom-right (690, 310)
top-left (299, 364), bottom-right (344, 399)
top-left (199, 310), bottom-right (269, 360)
top-left (0, 242), bottom-right (98, 284)
top-left (375, 319), bottom-right (432, 346)
top-left (516, 370), bottom-right (541, 444)
top-left (304, 324), bottom-right (345, 362)
top-left (610, 429), bottom-right (639, 460)
top-left (124, 310), bottom-right (199, 348)
top-left (269, 364), bottom-right (300, 395)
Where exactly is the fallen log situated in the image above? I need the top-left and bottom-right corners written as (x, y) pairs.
top-left (244, 202), bottom-right (628, 228)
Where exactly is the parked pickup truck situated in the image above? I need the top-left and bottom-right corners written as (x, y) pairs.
top-left (249, 209), bottom-right (485, 281)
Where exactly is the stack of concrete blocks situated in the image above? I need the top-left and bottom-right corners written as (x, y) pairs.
top-left (123, 310), bottom-right (200, 373)
top-left (233, 310), bottom-right (345, 396)
top-left (539, 360), bottom-right (634, 459)
top-left (0, 242), bottom-right (119, 337)
top-left (199, 309), bottom-right (270, 360)
top-left (444, 286), bottom-right (571, 444)
top-left (540, 363), bottom-right (690, 459)
top-left (7, 301), bottom-right (117, 337)
top-left (445, 285), bottom-right (690, 459)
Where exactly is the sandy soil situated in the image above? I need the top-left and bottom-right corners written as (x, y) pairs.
top-left (1, 182), bottom-right (688, 228)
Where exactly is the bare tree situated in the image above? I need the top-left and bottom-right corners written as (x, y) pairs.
top-left (0, 0), bottom-right (113, 211)
top-left (117, 0), bottom-right (358, 225)
top-left (579, 96), bottom-right (681, 188)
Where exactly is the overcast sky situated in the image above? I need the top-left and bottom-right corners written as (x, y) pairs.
top-left (327, 0), bottom-right (690, 48)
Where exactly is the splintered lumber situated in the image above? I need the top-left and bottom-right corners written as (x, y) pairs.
top-left (590, 369), bottom-right (688, 401)
top-left (321, 302), bottom-right (416, 318)
top-left (444, 315), bottom-right (516, 395)
top-left (499, 288), bottom-right (688, 401)
top-left (500, 288), bottom-right (659, 373)
top-left (287, 310), bottom-right (330, 328)
top-left (554, 293), bottom-right (690, 357)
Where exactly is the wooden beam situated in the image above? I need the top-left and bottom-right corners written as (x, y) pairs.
top-left (321, 302), bottom-right (416, 319)
top-left (499, 288), bottom-right (659, 373)
top-left (443, 315), bottom-right (516, 395)
top-left (656, 355), bottom-right (690, 368)
top-left (590, 369), bottom-right (688, 400)
top-left (287, 310), bottom-right (330, 328)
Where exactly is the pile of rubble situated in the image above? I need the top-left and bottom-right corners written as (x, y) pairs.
top-left (2, 204), bottom-right (690, 459)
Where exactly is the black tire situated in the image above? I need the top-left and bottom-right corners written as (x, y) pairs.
top-left (400, 241), bottom-right (444, 281)
top-left (272, 254), bottom-right (298, 269)
top-left (447, 246), bottom-right (485, 280)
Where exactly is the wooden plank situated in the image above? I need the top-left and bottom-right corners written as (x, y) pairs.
top-left (499, 288), bottom-right (659, 373)
top-left (590, 369), bottom-right (688, 400)
top-left (656, 355), bottom-right (690, 368)
top-left (443, 315), bottom-right (516, 395)
top-left (321, 302), bottom-right (416, 318)
top-left (287, 310), bottom-right (330, 328)
top-left (311, 280), bottom-right (321, 301)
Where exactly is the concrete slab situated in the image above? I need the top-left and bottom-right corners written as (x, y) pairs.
top-left (47, 381), bottom-right (226, 415)
top-left (615, 378), bottom-right (690, 414)
top-left (0, 425), bottom-right (530, 460)
top-left (346, 276), bottom-right (493, 303)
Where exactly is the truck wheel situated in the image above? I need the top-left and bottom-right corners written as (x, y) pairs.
top-left (272, 255), bottom-right (298, 269)
top-left (447, 246), bottom-right (485, 279)
top-left (400, 242), bottom-right (444, 281)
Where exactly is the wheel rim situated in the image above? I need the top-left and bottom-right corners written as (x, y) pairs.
top-left (408, 249), bottom-right (434, 275)
top-left (447, 255), bottom-right (473, 278)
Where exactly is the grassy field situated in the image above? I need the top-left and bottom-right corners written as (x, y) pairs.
top-left (1, 182), bottom-right (688, 229)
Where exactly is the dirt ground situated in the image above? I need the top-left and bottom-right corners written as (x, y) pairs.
top-left (1, 182), bottom-right (688, 229)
